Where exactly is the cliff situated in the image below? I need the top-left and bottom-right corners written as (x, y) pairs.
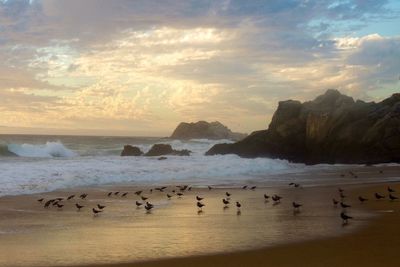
top-left (170, 121), bottom-right (247, 141)
top-left (206, 89), bottom-right (400, 164)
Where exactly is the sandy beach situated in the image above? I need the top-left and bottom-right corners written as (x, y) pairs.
top-left (0, 166), bottom-right (398, 267)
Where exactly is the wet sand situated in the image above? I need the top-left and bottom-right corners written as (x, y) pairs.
top-left (0, 166), bottom-right (399, 267)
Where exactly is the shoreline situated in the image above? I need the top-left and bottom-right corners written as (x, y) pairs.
top-left (75, 182), bottom-right (400, 267)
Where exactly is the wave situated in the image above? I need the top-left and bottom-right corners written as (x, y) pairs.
top-left (0, 145), bottom-right (17, 157)
top-left (7, 141), bottom-right (76, 158)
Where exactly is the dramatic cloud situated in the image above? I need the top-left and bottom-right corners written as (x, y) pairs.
top-left (0, 0), bottom-right (399, 135)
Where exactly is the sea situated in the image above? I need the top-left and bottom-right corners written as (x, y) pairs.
top-left (0, 134), bottom-right (398, 197)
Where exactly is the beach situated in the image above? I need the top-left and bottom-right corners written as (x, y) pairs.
top-left (0, 166), bottom-right (399, 267)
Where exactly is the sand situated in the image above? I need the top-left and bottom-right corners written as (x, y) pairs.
top-left (0, 166), bottom-right (399, 267)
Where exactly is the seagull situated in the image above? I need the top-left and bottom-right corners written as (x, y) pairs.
top-left (134, 190), bottom-right (142, 195)
top-left (197, 202), bottom-right (205, 211)
top-left (79, 193), bottom-right (88, 199)
top-left (114, 192), bottom-right (120, 196)
top-left (141, 196), bottom-right (148, 201)
top-left (145, 202), bottom-right (154, 208)
top-left (67, 195), bottom-right (75, 200)
top-left (272, 195), bottom-right (282, 203)
top-left (388, 186), bottom-right (395, 193)
top-left (196, 196), bottom-right (204, 201)
top-left (225, 192), bottom-right (231, 197)
top-left (332, 198), bottom-right (339, 206)
top-left (144, 203), bottom-right (153, 212)
top-left (375, 193), bottom-right (385, 200)
top-left (37, 198), bottom-right (44, 203)
top-left (264, 194), bottom-right (270, 200)
top-left (44, 199), bottom-right (54, 208)
top-left (56, 203), bottom-right (64, 209)
top-left (389, 194), bottom-right (398, 201)
top-left (166, 194), bottom-right (172, 199)
top-left (340, 202), bottom-right (351, 208)
top-left (358, 196), bottom-right (368, 203)
top-left (135, 201), bottom-right (143, 207)
top-left (340, 212), bottom-right (353, 224)
top-left (121, 192), bottom-right (128, 197)
top-left (97, 204), bottom-right (106, 209)
top-left (236, 201), bottom-right (241, 209)
top-left (250, 186), bottom-right (257, 190)
top-left (242, 185), bottom-right (248, 189)
top-left (222, 198), bottom-right (230, 207)
top-left (75, 203), bottom-right (84, 211)
top-left (92, 208), bottom-right (103, 216)
top-left (292, 201), bottom-right (302, 210)
top-left (107, 192), bottom-right (113, 197)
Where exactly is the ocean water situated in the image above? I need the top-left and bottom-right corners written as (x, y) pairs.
top-left (0, 134), bottom-right (397, 197)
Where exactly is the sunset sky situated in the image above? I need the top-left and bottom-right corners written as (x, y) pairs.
top-left (1, 0), bottom-right (400, 136)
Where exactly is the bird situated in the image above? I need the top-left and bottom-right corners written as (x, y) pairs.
top-left (338, 188), bottom-right (344, 193)
top-left (37, 198), bottom-right (44, 203)
top-left (166, 194), bottom-right (172, 199)
top-left (272, 195), bottom-right (282, 203)
top-left (250, 186), bottom-right (257, 190)
top-left (188, 187), bottom-right (192, 191)
top-left (141, 196), bottom-right (148, 201)
top-left (225, 192), bottom-right (231, 197)
top-left (114, 192), bottom-right (120, 196)
top-left (107, 192), bottom-right (113, 197)
top-left (145, 202), bottom-right (154, 208)
top-left (134, 190), bottom-right (142, 195)
top-left (44, 199), bottom-right (54, 208)
top-left (67, 195), bottom-right (75, 200)
top-left (340, 192), bottom-right (346, 199)
top-left (155, 187), bottom-right (164, 192)
top-left (389, 194), bottom-right (398, 201)
top-left (340, 212), bottom-right (353, 224)
top-left (144, 202), bottom-right (153, 212)
top-left (375, 193), bottom-right (385, 200)
top-left (79, 193), bottom-right (88, 199)
top-left (292, 201), bottom-right (302, 210)
top-left (97, 204), bottom-right (106, 209)
top-left (222, 198), bottom-right (230, 206)
top-left (75, 203), bottom-right (84, 211)
top-left (177, 192), bottom-right (184, 197)
top-left (340, 202), bottom-right (351, 208)
top-left (289, 182), bottom-right (294, 186)
top-left (56, 203), bottom-right (64, 209)
top-left (358, 196), bottom-right (368, 203)
top-left (92, 208), bottom-right (103, 215)
top-left (196, 196), bottom-right (204, 201)
top-left (208, 186), bottom-right (213, 190)
top-left (388, 186), bottom-right (395, 193)
top-left (236, 201), bottom-right (241, 209)
top-left (264, 194), bottom-right (270, 200)
top-left (242, 185), bottom-right (248, 189)
top-left (121, 192), bottom-right (128, 197)
top-left (197, 202), bottom-right (205, 210)
top-left (135, 201), bottom-right (143, 207)
top-left (332, 198), bottom-right (339, 206)
top-left (294, 183), bottom-right (300, 188)
top-left (55, 197), bottom-right (64, 201)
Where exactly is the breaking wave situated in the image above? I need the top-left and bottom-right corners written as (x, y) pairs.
top-left (7, 141), bottom-right (76, 158)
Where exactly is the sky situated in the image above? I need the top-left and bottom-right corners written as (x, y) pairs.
top-left (0, 0), bottom-right (400, 136)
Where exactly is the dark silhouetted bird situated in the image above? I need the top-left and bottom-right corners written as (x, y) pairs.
top-left (67, 195), bottom-right (75, 200)
top-left (242, 185), bottom-right (248, 189)
top-left (358, 196), bottom-right (368, 203)
top-left (389, 194), bottom-right (398, 201)
top-left (208, 186), bottom-right (212, 190)
top-left (97, 204), bottom-right (106, 209)
top-left (107, 192), bottom-right (112, 197)
top-left (222, 198), bottom-right (230, 206)
top-left (340, 202), bottom-right (351, 208)
top-left (75, 203), bottom-right (84, 211)
top-left (79, 193), bottom-right (88, 199)
top-left (375, 193), bottom-right (385, 200)
top-left (272, 195), bottom-right (282, 203)
top-left (236, 201), bottom-right (241, 209)
top-left (197, 202), bottom-right (205, 210)
top-left (121, 192), bottom-right (128, 197)
top-left (134, 190), bottom-right (142, 195)
top-left (341, 212), bottom-right (352, 224)
top-left (177, 192), bottom-right (184, 197)
top-left (292, 202), bottom-right (302, 210)
top-left (196, 196), bottom-right (204, 201)
top-left (141, 196), bottom-right (148, 201)
top-left (56, 203), bottom-right (64, 209)
top-left (114, 192), bottom-right (120, 196)
top-left (135, 201), bottom-right (143, 207)
top-left (225, 192), bottom-right (231, 197)
top-left (37, 198), bottom-right (44, 203)
top-left (92, 208), bottom-right (102, 215)
top-left (44, 199), bottom-right (54, 208)
top-left (264, 194), bottom-right (270, 200)
top-left (167, 194), bottom-right (172, 199)
top-left (250, 186), bottom-right (257, 190)
top-left (388, 186), bottom-right (395, 193)
top-left (332, 198), bottom-right (339, 206)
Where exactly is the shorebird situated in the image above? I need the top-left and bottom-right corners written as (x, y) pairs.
top-left (114, 192), bottom-right (120, 196)
top-left (144, 202), bottom-right (153, 212)
top-left (242, 185), bottom-right (248, 189)
top-left (225, 192), bottom-right (231, 198)
top-left (264, 194), bottom-right (270, 200)
top-left (236, 201), bottom-right (241, 209)
top-left (92, 208), bottom-right (102, 216)
top-left (388, 186), bottom-right (395, 193)
top-left (340, 192), bottom-right (346, 199)
top-left (75, 203), bottom-right (84, 211)
top-left (107, 192), bottom-right (113, 197)
top-left (167, 194), bottom-right (172, 199)
top-left (56, 197), bottom-right (64, 201)
top-left (340, 212), bottom-right (353, 224)
top-left (146, 202), bottom-right (154, 208)
top-left (375, 193), bottom-right (385, 200)
top-left (250, 186), bottom-right (257, 190)
top-left (208, 186), bottom-right (213, 190)
top-left (135, 201), bottom-right (143, 207)
top-left (141, 196), bottom-right (148, 201)
top-left (197, 202), bottom-right (205, 211)
top-left (155, 187), bottom-right (165, 192)
top-left (177, 192), bottom-right (184, 198)
top-left (332, 198), bottom-right (339, 206)
top-left (56, 203), bottom-right (64, 209)
top-left (97, 204), bottom-right (106, 209)
top-left (292, 201), bottom-right (302, 210)
top-left (134, 190), bottom-right (142, 195)
top-left (188, 187), bottom-right (192, 191)
top-left (37, 198), bottom-right (44, 203)
top-left (79, 193), bottom-right (88, 199)
top-left (340, 202), bottom-right (351, 208)
top-left (44, 199), bottom-right (54, 208)
top-left (389, 194), bottom-right (398, 201)
top-left (338, 188), bottom-right (344, 193)
top-left (272, 195), bottom-right (282, 203)
top-left (358, 196), bottom-right (368, 203)
top-left (67, 195), bottom-right (75, 200)
top-left (196, 196), bottom-right (204, 201)
top-left (222, 198), bottom-right (230, 207)
top-left (121, 192), bottom-right (128, 197)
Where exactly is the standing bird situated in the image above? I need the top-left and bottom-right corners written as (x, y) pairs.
top-left (75, 203), bottom-right (84, 211)
top-left (197, 202), bottom-right (205, 211)
top-left (250, 186), bottom-right (257, 190)
top-left (97, 204), bottom-right (106, 210)
top-left (358, 196), bottom-right (368, 203)
top-left (242, 185), bottom-right (248, 189)
top-left (177, 192), bottom-right (184, 198)
top-left (236, 201), bottom-right (241, 209)
top-left (375, 193), bottom-right (385, 200)
top-left (264, 194), bottom-right (270, 201)
top-left (389, 194), bottom-right (398, 201)
top-left (135, 201), bottom-right (143, 207)
top-left (388, 187), bottom-right (395, 193)
top-left (67, 195), bottom-right (75, 200)
top-left (340, 202), bottom-right (351, 208)
top-left (92, 208), bottom-right (103, 216)
top-left (107, 192), bottom-right (113, 197)
top-left (272, 195), bottom-right (282, 203)
top-left (121, 192), bottom-right (128, 197)
top-left (340, 212), bottom-right (353, 224)
top-left (208, 186), bottom-right (213, 190)
top-left (225, 192), bottom-right (231, 198)
top-left (196, 196), bottom-right (204, 201)
top-left (292, 201), bottom-right (302, 210)
top-left (141, 196), bottom-right (148, 201)
top-left (44, 199), bottom-right (54, 208)
top-left (332, 198), bottom-right (339, 206)
top-left (37, 198), bottom-right (44, 203)
top-left (114, 191), bottom-right (120, 196)
top-left (144, 202), bottom-right (153, 212)
top-left (134, 190), bottom-right (142, 196)
top-left (79, 193), bottom-right (88, 199)
top-left (56, 203), bottom-right (64, 209)
top-left (166, 194), bottom-right (172, 199)
top-left (222, 198), bottom-right (230, 207)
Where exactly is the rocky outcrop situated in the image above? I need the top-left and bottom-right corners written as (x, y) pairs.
top-left (120, 145), bottom-right (144, 156)
top-left (206, 89), bottom-right (400, 164)
top-left (144, 144), bottom-right (191, 156)
top-left (170, 121), bottom-right (247, 141)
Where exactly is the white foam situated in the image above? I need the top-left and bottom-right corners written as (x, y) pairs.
top-left (7, 142), bottom-right (76, 158)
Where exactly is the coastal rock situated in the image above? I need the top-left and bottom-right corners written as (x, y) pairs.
top-left (120, 145), bottom-right (144, 156)
top-left (170, 121), bottom-right (247, 141)
top-left (206, 89), bottom-right (400, 164)
top-left (145, 144), bottom-right (191, 156)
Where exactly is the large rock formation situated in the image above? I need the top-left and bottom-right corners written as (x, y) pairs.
top-left (170, 121), bottom-right (247, 141)
top-left (144, 144), bottom-right (191, 156)
top-left (206, 89), bottom-right (400, 164)
top-left (120, 145), bottom-right (144, 156)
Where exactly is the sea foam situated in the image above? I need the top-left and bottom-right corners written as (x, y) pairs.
top-left (7, 141), bottom-right (76, 158)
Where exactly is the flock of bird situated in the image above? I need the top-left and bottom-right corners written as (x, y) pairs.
top-left (35, 170), bottom-right (395, 225)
